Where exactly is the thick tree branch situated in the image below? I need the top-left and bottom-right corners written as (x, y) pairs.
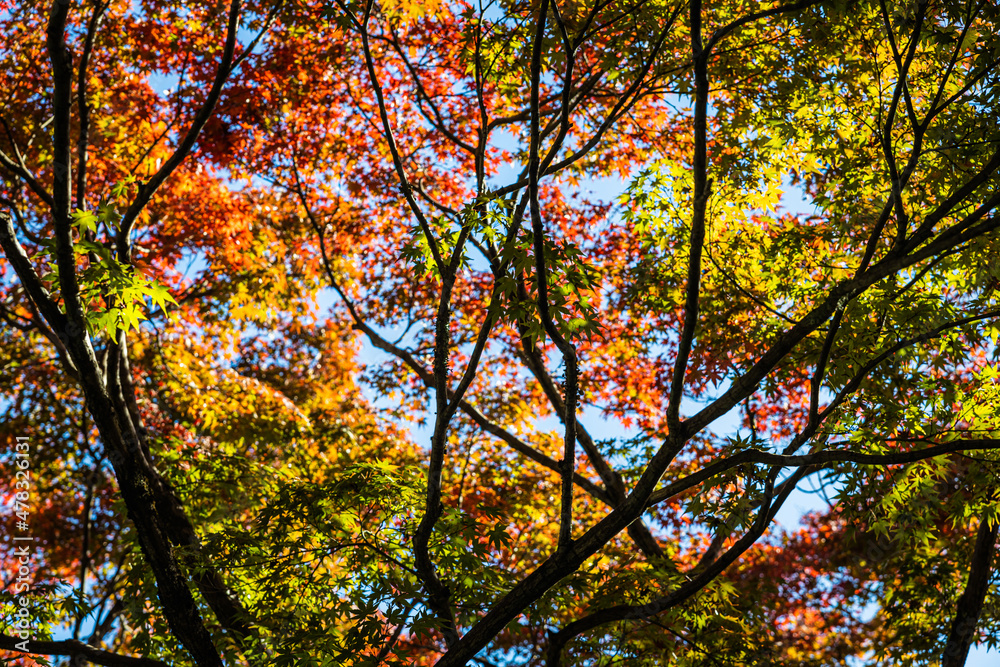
top-left (942, 514), bottom-right (999, 667)
top-left (116, 342), bottom-right (259, 647)
top-left (647, 439), bottom-right (1000, 509)
top-left (0, 637), bottom-right (167, 667)
top-left (47, 0), bottom-right (85, 328)
top-left (667, 0), bottom-right (710, 430)
top-left (0, 210), bottom-right (66, 330)
top-left (16, 7), bottom-right (251, 664)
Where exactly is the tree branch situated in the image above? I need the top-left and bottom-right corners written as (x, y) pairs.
top-left (75, 0), bottom-right (111, 210)
top-left (116, 0), bottom-right (243, 264)
top-left (942, 513), bottom-right (999, 667)
top-left (544, 467), bottom-right (789, 666)
top-left (528, 0), bottom-right (580, 553)
top-left (334, 0), bottom-right (446, 274)
top-left (0, 636), bottom-right (168, 667)
top-left (666, 0), bottom-right (710, 430)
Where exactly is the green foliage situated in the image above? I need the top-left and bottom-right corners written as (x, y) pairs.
top-left (36, 181), bottom-right (177, 337)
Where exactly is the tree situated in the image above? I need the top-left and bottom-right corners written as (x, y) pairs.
top-left (2, 0), bottom-right (1000, 665)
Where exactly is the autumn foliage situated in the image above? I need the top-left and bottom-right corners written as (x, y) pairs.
top-left (2, 0), bottom-right (1000, 665)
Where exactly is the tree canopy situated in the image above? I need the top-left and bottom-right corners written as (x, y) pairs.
top-left (2, 0), bottom-right (1000, 665)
